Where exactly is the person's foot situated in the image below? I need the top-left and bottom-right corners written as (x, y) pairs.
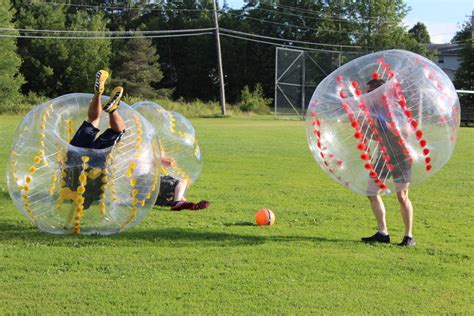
top-left (94, 70), bottom-right (109, 95)
top-left (192, 200), bottom-right (210, 210)
top-left (170, 201), bottom-right (195, 211)
top-left (170, 200), bottom-right (210, 211)
top-left (361, 232), bottom-right (390, 243)
top-left (103, 86), bottom-right (123, 113)
top-left (398, 236), bottom-right (416, 247)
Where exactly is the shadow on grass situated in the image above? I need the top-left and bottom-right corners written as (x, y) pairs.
top-left (0, 220), bottom-right (359, 247)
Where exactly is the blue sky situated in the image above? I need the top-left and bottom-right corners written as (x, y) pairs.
top-left (222, 0), bottom-right (473, 44)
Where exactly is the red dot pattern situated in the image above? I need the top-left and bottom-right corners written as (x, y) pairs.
top-left (392, 82), bottom-right (432, 172)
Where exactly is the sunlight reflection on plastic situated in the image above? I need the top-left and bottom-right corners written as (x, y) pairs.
top-left (132, 101), bottom-right (203, 186)
top-left (6, 94), bottom-right (161, 235)
top-left (305, 50), bottom-right (460, 196)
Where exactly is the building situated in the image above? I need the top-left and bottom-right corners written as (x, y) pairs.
top-left (426, 43), bottom-right (461, 82)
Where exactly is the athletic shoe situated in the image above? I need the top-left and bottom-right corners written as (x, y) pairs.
top-left (94, 70), bottom-right (109, 95)
top-left (103, 86), bottom-right (123, 113)
top-left (170, 200), bottom-right (210, 211)
top-left (192, 200), bottom-right (210, 210)
top-left (398, 236), bottom-right (416, 247)
top-left (170, 201), bottom-right (195, 211)
top-left (361, 232), bottom-right (390, 243)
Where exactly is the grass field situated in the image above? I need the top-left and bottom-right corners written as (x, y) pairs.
top-left (0, 115), bottom-right (473, 314)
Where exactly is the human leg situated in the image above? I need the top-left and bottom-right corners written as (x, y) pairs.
top-left (368, 195), bottom-right (389, 235)
top-left (89, 70), bottom-right (109, 127)
top-left (361, 195), bottom-right (390, 243)
top-left (396, 187), bottom-right (413, 238)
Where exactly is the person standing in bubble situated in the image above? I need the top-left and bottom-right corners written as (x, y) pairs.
top-left (361, 79), bottom-right (416, 247)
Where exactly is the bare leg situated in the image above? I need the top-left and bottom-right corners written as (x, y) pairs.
top-left (109, 110), bottom-right (126, 132)
top-left (88, 94), bottom-right (102, 128)
top-left (397, 188), bottom-right (413, 237)
top-left (367, 195), bottom-right (389, 235)
top-left (174, 179), bottom-right (188, 202)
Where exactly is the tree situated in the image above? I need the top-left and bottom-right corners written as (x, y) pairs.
top-left (0, 0), bottom-right (24, 107)
top-left (112, 34), bottom-right (163, 98)
top-left (408, 22), bottom-right (431, 43)
top-left (14, 3), bottom-right (69, 96)
top-left (63, 11), bottom-right (111, 93)
top-left (453, 21), bottom-right (473, 107)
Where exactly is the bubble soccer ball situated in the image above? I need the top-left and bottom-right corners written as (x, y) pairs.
top-left (305, 49), bottom-right (460, 196)
top-left (6, 93), bottom-right (161, 235)
top-left (132, 101), bottom-right (203, 185)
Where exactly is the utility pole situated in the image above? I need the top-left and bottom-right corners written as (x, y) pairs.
top-left (212, 0), bottom-right (226, 115)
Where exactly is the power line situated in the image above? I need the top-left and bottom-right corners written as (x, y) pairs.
top-left (0, 27), bottom-right (215, 35)
top-left (35, 1), bottom-right (212, 12)
top-left (220, 28), bottom-right (361, 49)
top-left (0, 32), bottom-right (213, 40)
top-left (220, 32), bottom-right (340, 52)
top-left (222, 11), bottom-right (362, 35)
top-left (244, 5), bottom-right (401, 26)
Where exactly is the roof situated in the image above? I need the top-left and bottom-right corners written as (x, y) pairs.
top-left (426, 43), bottom-right (460, 56)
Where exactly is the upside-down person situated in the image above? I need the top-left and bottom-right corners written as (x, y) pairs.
top-left (155, 156), bottom-right (209, 211)
top-left (61, 70), bottom-right (125, 210)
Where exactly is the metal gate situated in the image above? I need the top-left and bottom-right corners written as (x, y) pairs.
top-left (274, 47), bottom-right (358, 119)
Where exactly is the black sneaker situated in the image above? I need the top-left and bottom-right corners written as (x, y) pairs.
top-left (398, 236), bottom-right (416, 247)
top-left (361, 232), bottom-right (390, 243)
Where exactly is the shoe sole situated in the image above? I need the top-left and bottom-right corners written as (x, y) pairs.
top-left (103, 88), bottom-right (123, 112)
top-left (94, 71), bottom-right (109, 95)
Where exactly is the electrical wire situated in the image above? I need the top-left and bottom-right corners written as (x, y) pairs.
top-left (257, 1), bottom-right (401, 25)
top-left (0, 32), bottom-right (213, 40)
top-left (0, 27), bottom-right (215, 35)
top-left (220, 28), bottom-right (361, 49)
top-left (220, 32), bottom-right (340, 52)
top-left (35, 1), bottom-right (212, 12)
top-left (221, 11), bottom-right (362, 35)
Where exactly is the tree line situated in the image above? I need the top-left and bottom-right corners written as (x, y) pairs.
top-left (0, 0), bottom-right (471, 108)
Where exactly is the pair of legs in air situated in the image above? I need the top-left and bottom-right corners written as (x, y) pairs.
top-left (70, 70), bottom-right (125, 150)
top-left (363, 184), bottom-right (415, 247)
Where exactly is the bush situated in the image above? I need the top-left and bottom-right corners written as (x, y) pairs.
top-left (239, 84), bottom-right (272, 114)
top-left (0, 92), bottom-right (48, 114)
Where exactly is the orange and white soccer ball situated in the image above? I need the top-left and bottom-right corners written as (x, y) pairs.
top-left (255, 209), bottom-right (275, 226)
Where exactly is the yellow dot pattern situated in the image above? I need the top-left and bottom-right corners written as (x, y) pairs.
top-left (67, 119), bottom-right (74, 143)
top-left (71, 156), bottom-right (89, 235)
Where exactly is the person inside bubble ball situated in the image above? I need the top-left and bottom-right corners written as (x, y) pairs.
top-left (61, 70), bottom-right (125, 209)
top-left (155, 156), bottom-right (210, 211)
top-left (361, 78), bottom-right (416, 247)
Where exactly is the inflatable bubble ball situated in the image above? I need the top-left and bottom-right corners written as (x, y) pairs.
top-left (6, 93), bottom-right (161, 235)
top-left (132, 101), bottom-right (203, 186)
top-left (305, 49), bottom-right (460, 196)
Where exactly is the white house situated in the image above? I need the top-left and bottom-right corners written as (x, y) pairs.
top-left (426, 43), bottom-right (461, 81)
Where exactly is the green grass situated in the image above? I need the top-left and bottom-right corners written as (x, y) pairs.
top-left (0, 115), bottom-right (473, 314)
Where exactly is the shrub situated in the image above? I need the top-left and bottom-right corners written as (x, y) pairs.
top-left (239, 84), bottom-right (272, 114)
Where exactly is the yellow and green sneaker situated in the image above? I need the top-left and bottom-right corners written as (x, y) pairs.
top-left (103, 86), bottom-right (124, 113)
top-left (94, 70), bottom-right (109, 95)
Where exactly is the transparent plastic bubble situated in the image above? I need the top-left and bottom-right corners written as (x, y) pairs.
top-left (305, 50), bottom-right (460, 196)
top-left (6, 93), bottom-right (161, 235)
top-left (132, 101), bottom-right (203, 185)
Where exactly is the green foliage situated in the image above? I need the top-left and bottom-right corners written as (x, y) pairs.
top-left (408, 22), bottom-right (431, 44)
top-left (0, 115), bottom-right (473, 313)
top-left (112, 35), bottom-right (163, 98)
top-left (0, 91), bottom-right (47, 114)
top-left (239, 84), bottom-right (272, 114)
top-left (453, 21), bottom-right (473, 108)
top-left (63, 11), bottom-right (111, 93)
top-left (15, 3), bottom-right (69, 96)
top-left (0, 0), bottom-right (24, 109)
